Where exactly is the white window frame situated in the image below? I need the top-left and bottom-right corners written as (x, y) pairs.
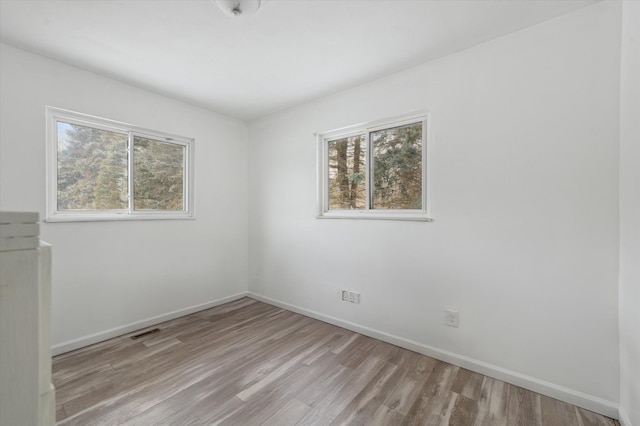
top-left (46, 106), bottom-right (195, 222)
top-left (317, 112), bottom-right (432, 221)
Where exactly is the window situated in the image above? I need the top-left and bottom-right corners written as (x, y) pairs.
top-left (46, 107), bottom-right (194, 222)
top-left (317, 113), bottom-right (431, 221)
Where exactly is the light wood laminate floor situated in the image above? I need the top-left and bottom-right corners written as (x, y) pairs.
top-left (53, 298), bottom-right (619, 426)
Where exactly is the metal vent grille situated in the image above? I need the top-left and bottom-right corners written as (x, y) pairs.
top-left (131, 328), bottom-right (160, 340)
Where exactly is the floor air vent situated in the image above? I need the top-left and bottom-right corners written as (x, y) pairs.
top-left (131, 328), bottom-right (160, 340)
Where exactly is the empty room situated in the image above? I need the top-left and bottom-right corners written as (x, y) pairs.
top-left (0, 0), bottom-right (638, 425)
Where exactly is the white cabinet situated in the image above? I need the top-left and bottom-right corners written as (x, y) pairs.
top-left (0, 212), bottom-right (55, 426)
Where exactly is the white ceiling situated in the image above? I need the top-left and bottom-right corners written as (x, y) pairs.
top-left (0, 0), bottom-right (598, 121)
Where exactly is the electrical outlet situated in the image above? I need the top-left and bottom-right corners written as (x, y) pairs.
top-left (340, 290), bottom-right (361, 304)
top-left (445, 310), bottom-right (459, 327)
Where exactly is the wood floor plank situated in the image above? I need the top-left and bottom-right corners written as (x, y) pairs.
top-left (403, 361), bottom-right (459, 426)
top-left (209, 387), bottom-right (291, 426)
top-left (296, 356), bottom-right (387, 424)
top-left (387, 347), bottom-right (438, 375)
top-left (508, 385), bottom-right (543, 426)
top-left (61, 357), bottom-right (226, 424)
top-left (434, 392), bottom-right (478, 426)
top-left (51, 298), bottom-right (620, 426)
top-left (540, 394), bottom-right (580, 426)
top-left (316, 356), bottom-right (388, 420)
top-left (60, 338), bottom-right (198, 418)
top-left (55, 364), bottom-right (120, 407)
top-left (300, 414), bottom-right (332, 426)
top-left (371, 405), bottom-right (406, 425)
top-left (267, 351), bottom-right (345, 402)
top-left (62, 308), bottom-right (299, 422)
top-left (118, 351), bottom-right (253, 426)
top-left (236, 332), bottom-right (337, 401)
top-left (55, 404), bottom-right (67, 422)
top-left (451, 368), bottom-right (485, 401)
top-left (330, 332), bottom-right (359, 354)
top-left (473, 376), bottom-right (510, 426)
top-left (111, 337), bottom-right (182, 370)
top-left (295, 359), bottom-right (354, 408)
top-left (382, 365), bottom-right (433, 415)
top-left (330, 361), bottom-right (402, 426)
top-left (450, 392), bottom-right (480, 425)
top-left (198, 396), bottom-right (247, 426)
top-left (53, 338), bottom-right (130, 383)
top-left (576, 406), bottom-right (619, 426)
top-left (260, 398), bottom-right (311, 426)
top-left (151, 386), bottom-right (245, 426)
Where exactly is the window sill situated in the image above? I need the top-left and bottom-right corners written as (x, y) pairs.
top-left (316, 211), bottom-right (433, 222)
top-left (45, 213), bottom-right (195, 223)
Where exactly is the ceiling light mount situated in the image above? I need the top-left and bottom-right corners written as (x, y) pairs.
top-left (214, 0), bottom-right (266, 18)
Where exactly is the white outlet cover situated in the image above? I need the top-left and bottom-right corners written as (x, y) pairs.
top-left (445, 310), bottom-right (459, 327)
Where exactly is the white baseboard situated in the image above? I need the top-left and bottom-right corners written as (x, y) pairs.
top-left (51, 291), bottom-right (249, 356)
top-left (619, 407), bottom-right (633, 426)
top-left (248, 291), bottom-right (620, 420)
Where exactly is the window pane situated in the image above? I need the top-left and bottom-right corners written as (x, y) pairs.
top-left (133, 136), bottom-right (185, 211)
top-left (372, 122), bottom-right (423, 209)
top-left (328, 135), bottom-right (367, 210)
top-left (57, 121), bottom-right (128, 210)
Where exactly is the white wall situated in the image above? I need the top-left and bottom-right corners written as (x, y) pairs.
top-left (249, 1), bottom-right (621, 412)
top-left (619, 1), bottom-right (640, 425)
top-left (0, 44), bottom-right (249, 351)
